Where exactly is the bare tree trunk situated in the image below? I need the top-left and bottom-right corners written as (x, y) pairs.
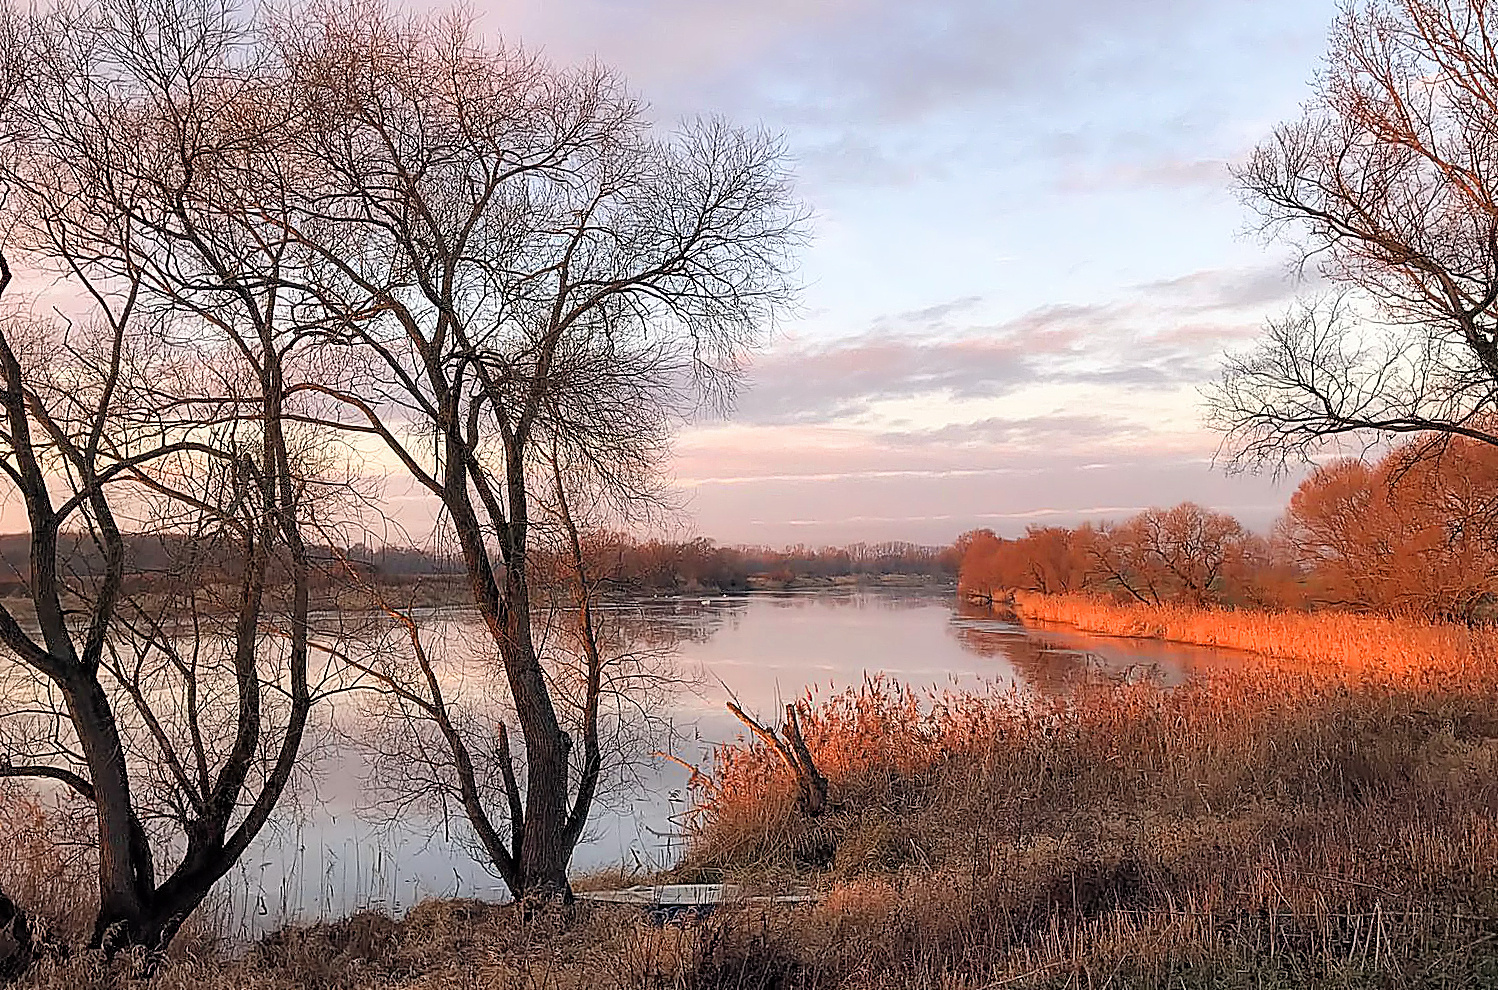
top-left (259, 0), bottom-right (802, 901)
top-left (59, 681), bottom-right (153, 950)
top-left (501, 573), bottom-right (574, 900)
top-left (0, 889), bottom-right (32, 983)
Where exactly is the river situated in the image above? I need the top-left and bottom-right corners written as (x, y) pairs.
top-left (201, 586), bottom-right (1255, 932)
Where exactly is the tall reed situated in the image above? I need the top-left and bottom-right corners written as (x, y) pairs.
top-left (676, 642), bottom-right (1498, 986)
top-left (1012, 590), bottom-right (1496, 676)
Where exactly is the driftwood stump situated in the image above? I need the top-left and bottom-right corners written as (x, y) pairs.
top-left (0, 890), bottom-right (32, 983)
top-left (727, 702), bottom-right (829, 817)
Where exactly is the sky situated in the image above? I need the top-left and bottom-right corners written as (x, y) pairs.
top-left (449, 0), bottom-right (1341, 546)
top-left (0, 0), bottom-right (1343, 547)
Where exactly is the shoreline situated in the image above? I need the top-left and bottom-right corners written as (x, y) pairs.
top-left (999, 590), bottom-right (1494, 675)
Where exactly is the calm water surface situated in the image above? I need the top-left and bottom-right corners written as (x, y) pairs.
top-left (217, 587), bottom-right (1255, 930)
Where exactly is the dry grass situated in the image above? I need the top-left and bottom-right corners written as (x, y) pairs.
top-left (1011, 591), bottom-right (1495, 674)
top-left (0, 786), bottom-right (94, 948)
top-left (673, 638), bottom-right (1498, 986)
top-left (10, 600), bottom-right (1498, 987)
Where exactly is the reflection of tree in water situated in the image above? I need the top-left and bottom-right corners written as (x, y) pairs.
top-left (185, 597), bottom-right (738, 926)
top-left (344, 595), bottom-right (743, 854)
top-left (948, 599), bottom-right (1166, 695)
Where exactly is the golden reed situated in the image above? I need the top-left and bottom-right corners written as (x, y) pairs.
top-left (1011, 591), bottom-right (1498, 680)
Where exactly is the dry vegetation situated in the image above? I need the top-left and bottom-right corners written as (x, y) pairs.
top-left (1011, 591), bottom-right (1497, 674)
top-left (673, 647), bottom-right (1498, 987)
top-left (0, 789), bottom-right (91, 952)
top-left (10, 611), bottom-right (1498, 987)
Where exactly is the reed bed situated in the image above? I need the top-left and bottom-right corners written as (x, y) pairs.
top-left (1011, 590), bottom-right (1497, 675)
top-left (0, 786), bottom-right (94, 948)
top-left (672, 651), bottom-right (1498, 986)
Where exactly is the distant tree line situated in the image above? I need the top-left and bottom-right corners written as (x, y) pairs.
top-left (958, 436), bottom-right (1498, 623)
top-left (573, 537), bottom-right (959, 593)
top-left (0, 531), bottom-right (958, 599)
top-left (0, 534), bottom-right (468, 597)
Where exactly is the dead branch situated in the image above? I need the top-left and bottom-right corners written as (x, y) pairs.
top-left (726, 701), bottom-right (828, 817)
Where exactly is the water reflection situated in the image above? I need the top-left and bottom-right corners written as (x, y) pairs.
top-left (13, 588), bottom-right (1261, 934)
top-left (216, 599), bottom-right (741, 934)
top-left (946, 597), bottom-right (1259, 693)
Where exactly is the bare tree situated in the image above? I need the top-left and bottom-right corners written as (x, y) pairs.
top-left (1078, 504), bottom-right (1247, 606)
top-left (955, 526), bottom-right (1100, 603)
top-left (0, 3), bottom-right (35, 975)
top-left (0, 294), bottom-right (331, 962)
top-left (1213, 0), bottom-right (1498, 465)
top-left (0, 0), bottom-right (801, 928)
top-left (261, 0), bottom-right (804, 899)
top-left (335, 448), bottom-right (685, 897)
top-left (0, 0), bottom-right (350, 958)
top-left (1129, 504), bottom-right (1247, 607)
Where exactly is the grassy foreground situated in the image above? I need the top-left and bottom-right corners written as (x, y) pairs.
top-left (10, 598), bottom-right (1498, 987)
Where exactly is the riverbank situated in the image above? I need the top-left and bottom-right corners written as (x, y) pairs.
top-left (670, 649), bottom-right (1498, 987)
top-left (1007, 591), bottom-right (1496, 675)
top-left (12, 619), bottom-right (1498, 988)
